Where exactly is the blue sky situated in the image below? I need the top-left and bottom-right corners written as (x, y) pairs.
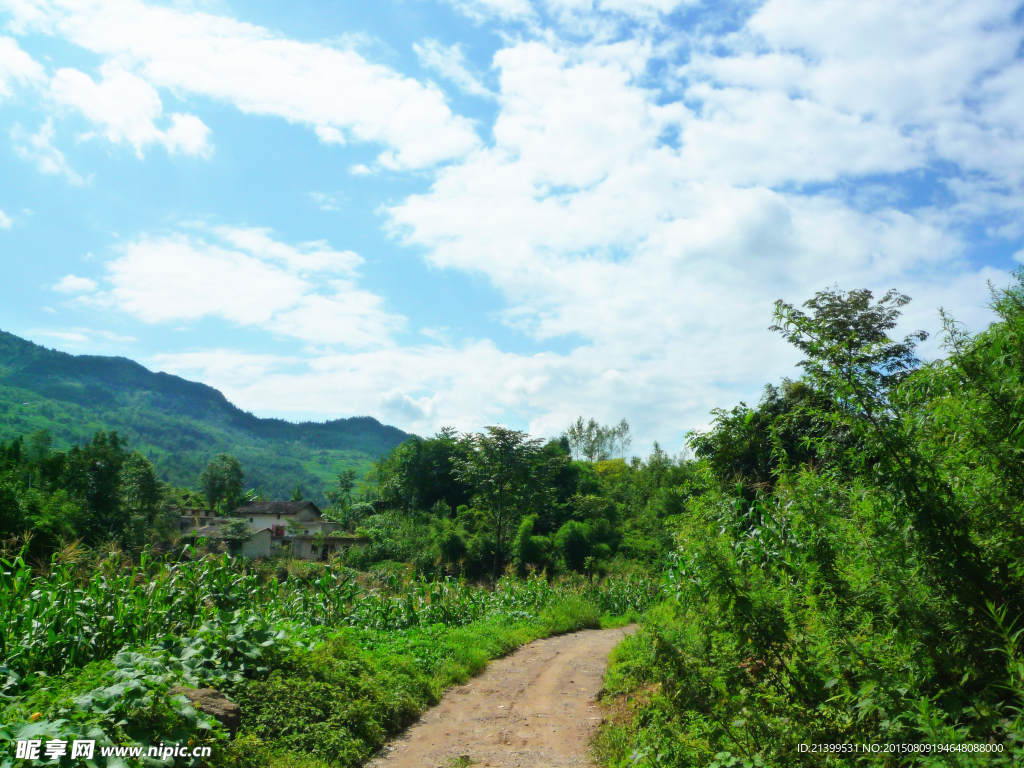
top-left (1, 0), bottom-right (1022, 451)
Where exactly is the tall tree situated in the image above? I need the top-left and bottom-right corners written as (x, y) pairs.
top-left (457, 426), bottom-right (544, 577)
top-left (119, 452), bottom-right (162, 550)
top-left (61, 431), bottom-right (129, 543)
top-left (613, 418), bottom-right (632, 459)
top-left (325, 469), bottom-right (357, 511)
top-left (771, 287), bottom-right (989, 607)
top-left (198, 454), bottom-right (245, 513)
top-left (374, 427), bottom-right (473, 512)
top-left (564, 417), bottom-right (630, 461)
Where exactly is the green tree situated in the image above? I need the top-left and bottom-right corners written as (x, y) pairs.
top-left (0, 474), bottom-right (24, 539)
top-left (457, 426), bottom-right (544, 578)
top-left (512, 514), bottom-right (550, 573)
top-left (26, 429), bottom-right (53, 463)
top-left (61, 431), bottom-right (129, 543)
top-left (563, 417), bottom-right (630, 461)
top-left (325, 469), bottom-right (357, 511)
top-left (198, 454), bottom-right (245, 513)
top-left (118, 452), bottom-right (163, 551)
top-left (771, 287), bottom-right (989, 611)
top-left (373, 427), bottom-right (474, 512)
top-left (554, 520), bottom-right (590, 572)
top-left (219, 518), bottom-right (254, 552)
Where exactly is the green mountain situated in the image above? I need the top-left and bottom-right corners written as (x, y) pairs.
top-left (0, 330), bottom-right (412, 501)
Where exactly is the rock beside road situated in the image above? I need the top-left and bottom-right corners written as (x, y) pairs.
top-left (168, 686), bottom-right (242, 737)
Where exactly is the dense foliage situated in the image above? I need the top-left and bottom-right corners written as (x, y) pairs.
top-left (359, 421), bottom-right (691, 580)
top-left (597, 280), bottom-right (1024, 766)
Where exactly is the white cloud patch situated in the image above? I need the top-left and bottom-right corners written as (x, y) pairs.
top-left (309, 192), bottom-right (340, 211)
top-left (150, 350), bottom-right (298, 386)
top-left (0, 36), bottom-right (44, 102)
top-left (11, 118), bottom-right (86, 185)
top-left (28, 327), bottom-right (138, 345)
top-left (97, 226), bottom-right (402, 348)
top-left (49, 64), bottom-right (212, 157)
top-left (53, 274), bottom-right (98, 292)
top-left (373, 5), bottom-right (1020, 440)
top-left (414, 39), bottom-right (494, 98)
top-left (8, 0), bottom-right (480, 169)
top-left (0, 209), bottom-right (11, 229)
top-left (440, 0), bottom-right (535, 22)
top-left (682, 0), bottom-right (1024, 189)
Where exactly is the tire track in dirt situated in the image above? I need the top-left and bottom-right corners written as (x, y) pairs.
top-left (367, 626), bottom-right (634, 768)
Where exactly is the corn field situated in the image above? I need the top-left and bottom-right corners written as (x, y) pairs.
top-left (0, 546), bottom-right (659, 688)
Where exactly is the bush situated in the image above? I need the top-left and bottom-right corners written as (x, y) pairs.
top-left (555, 520), bottom-right (590, 572)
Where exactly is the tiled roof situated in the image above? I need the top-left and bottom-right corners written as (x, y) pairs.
top-left (230, 500), bottom-right (322, 516)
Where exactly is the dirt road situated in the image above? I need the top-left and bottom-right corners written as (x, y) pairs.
top-left (367, 626), bottom-right (634, 768)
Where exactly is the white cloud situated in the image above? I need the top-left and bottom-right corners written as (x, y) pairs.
top-left (0, 36), bottom-right (44, 101)
top-left (309, 192), bottom-right (340, 211)
top-left (683, 0), bottom-right (1024, 188)
top-left (27, 327), bottom-right (138, 345)
top-left (33, 329), bottom-right (90, 343)
top-left (11, 119), bottom-right (86, 185)
top-left (150, 350), bottom-right (298, 386)
top-left (53, 274), bottom-right (98, 292)
top-left (98, 226), bottom-right (402, 348)
top-left (49, 64), bottom-right (213, 157)
top-left (545, 0), bottom-right (693, 21)
top-left (414, 39), bottom-right (494, 98)
top-left (8, 0), bottom-right (480, 169)
top-left (440, 0), bottom-right (535, 22)
top-left (0, 209), bottom-right (10, 229)
top-left (374, 15), bottom-right (1016, 440)
top-left (164, 113), bottom-right (212, 157)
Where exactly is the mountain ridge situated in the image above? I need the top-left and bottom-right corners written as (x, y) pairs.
top-left (0, 330), bottom-right (412, 501)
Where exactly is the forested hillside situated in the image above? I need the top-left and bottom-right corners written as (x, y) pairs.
top-left (0, 330), bottom-right (410, 501)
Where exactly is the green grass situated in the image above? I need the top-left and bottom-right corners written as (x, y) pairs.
top-left (231, 596), bottom-right (619, 767)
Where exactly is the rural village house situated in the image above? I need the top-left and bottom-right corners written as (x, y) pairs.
top-left (178, 500), bottom-right (367, 560)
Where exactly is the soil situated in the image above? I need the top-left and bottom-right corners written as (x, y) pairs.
top-left (367, 626), bottom-right (635, 768)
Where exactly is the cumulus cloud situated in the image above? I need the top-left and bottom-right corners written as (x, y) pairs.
top-left (0, 209), bottom-right (10, 229)
top-left (97, 226), bottom-right (402, 348)
top-left (150, 350), bottom-right (298, 387)
top-left (440, 0), bottom-right (535, 23)
top-left (27, 327), bottom-right (138, 345)
top-left (375, 4), bottom-right (1019, 439)
top-left (683, 0), bottom-right (1024, 189)
top-left (7, 0), bottom-right (480, 169)
top-left (49, 64), bottom-right (212, 157)
top-left (0, 36), bottom-right (44, 101)
top-left (11, 119), bottom-right (85, 185)
top-left (414, 39), bottom-right (494, 97)
top-left (53, 274), bottom-right (98, 292)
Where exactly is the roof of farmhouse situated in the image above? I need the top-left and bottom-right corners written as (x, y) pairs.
top-left (231, 500), bottom-right (322, 517)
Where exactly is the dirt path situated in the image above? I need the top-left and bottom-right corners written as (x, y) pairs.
top-left (367, 626), bottom-right (634, 768)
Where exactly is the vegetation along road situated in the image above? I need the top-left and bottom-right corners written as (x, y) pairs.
top-left (368, 626), bottom-right (634, 768)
